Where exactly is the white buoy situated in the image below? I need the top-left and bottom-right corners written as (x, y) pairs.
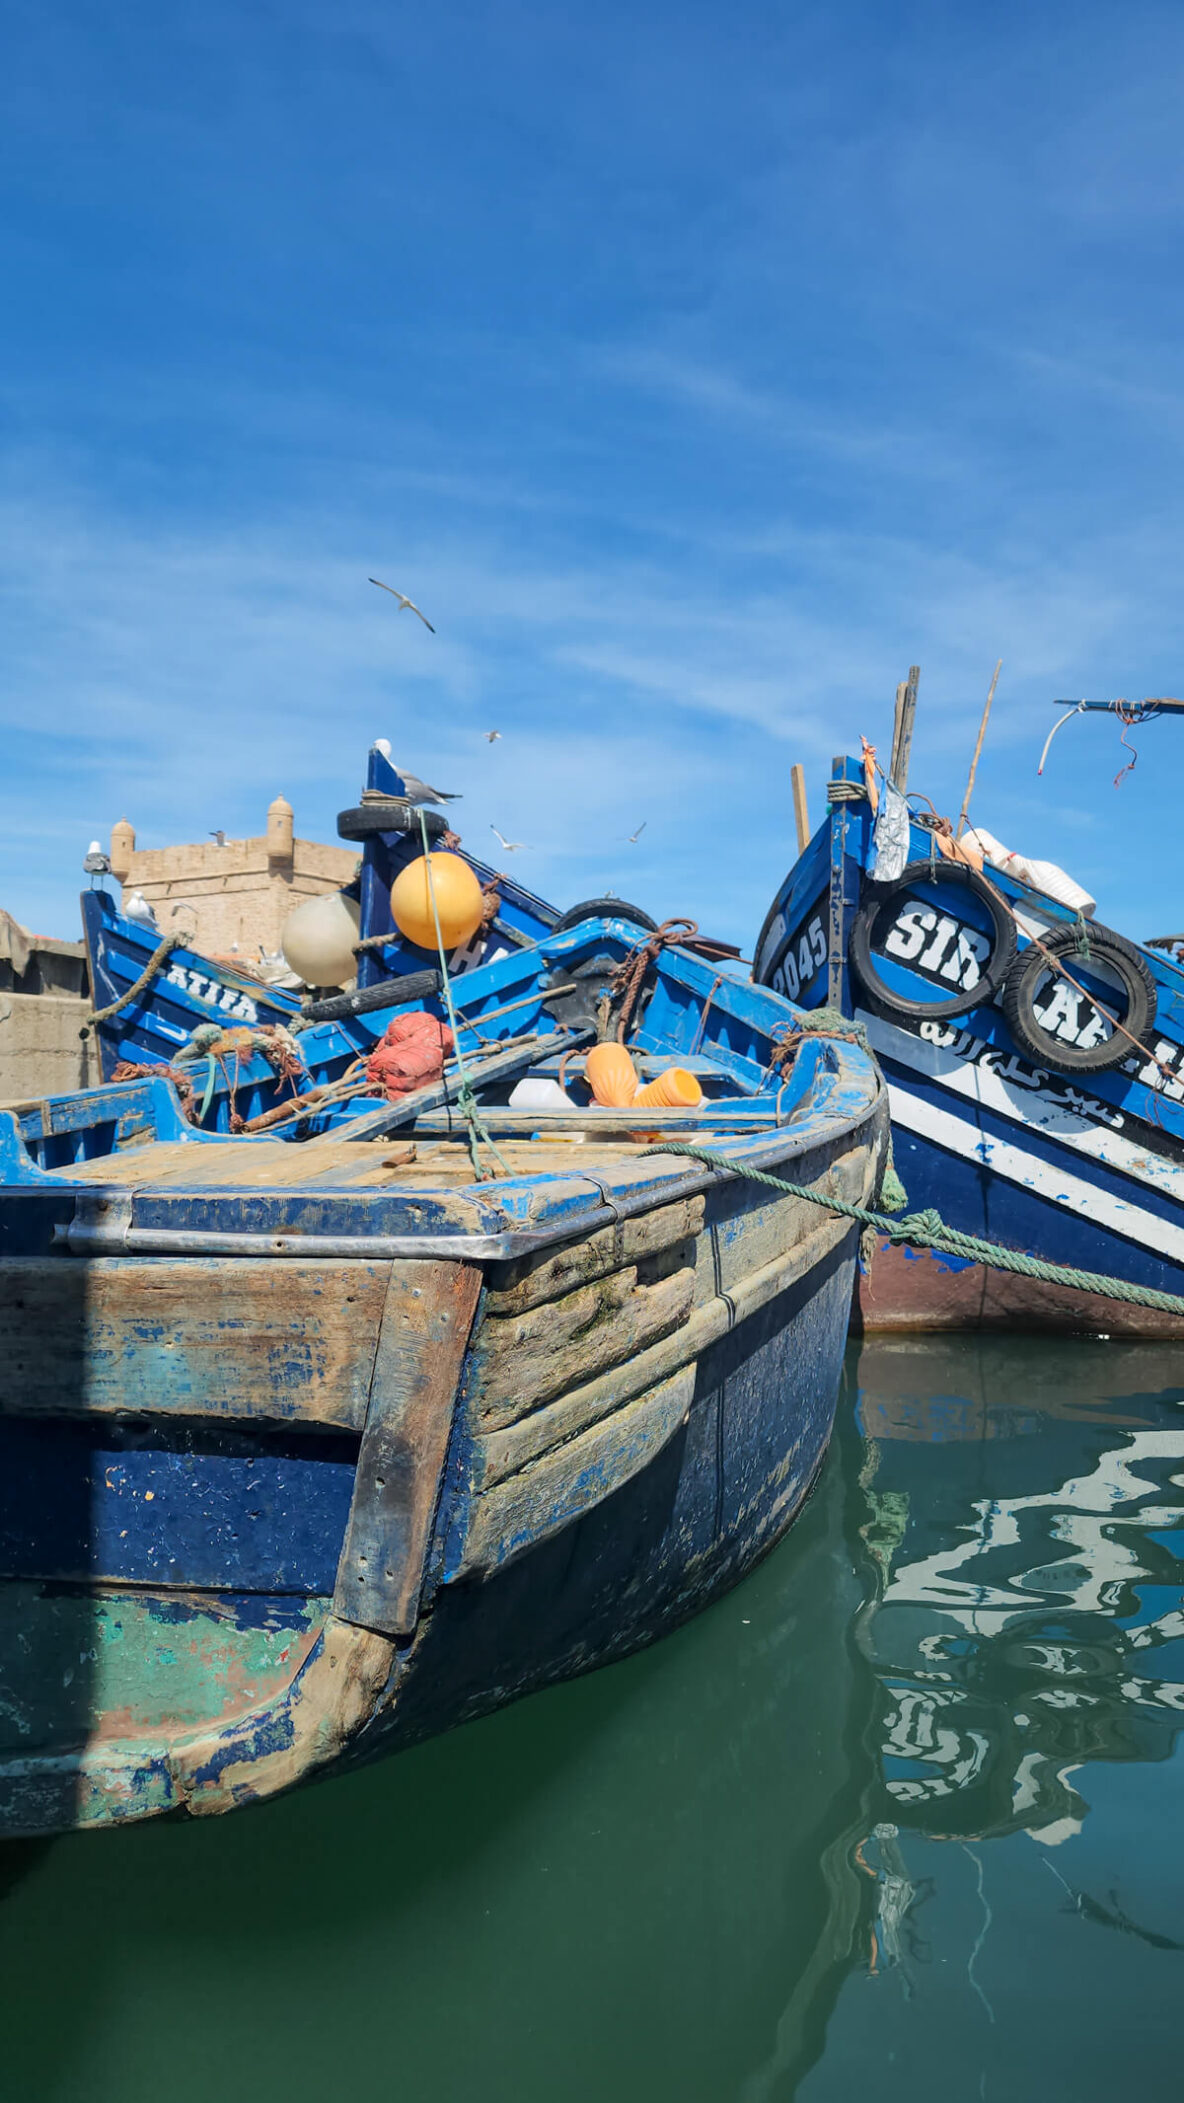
top-left (280, 889), bottom-right (361, 987)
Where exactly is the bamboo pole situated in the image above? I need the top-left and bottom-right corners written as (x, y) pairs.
top-left (956, 660), bottom-right (1002, 837)
top-left (791, 763), bottom-right (810, 853)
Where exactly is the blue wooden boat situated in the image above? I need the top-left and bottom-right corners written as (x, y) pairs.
top-left (0, 915), bottom-right (884, 1833)
top-left (754, 744), bottom-right (1184, 1335)
top-left (78, 743), bottom-right (654, 1134)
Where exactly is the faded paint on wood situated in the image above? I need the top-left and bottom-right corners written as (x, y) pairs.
top-left (460, 1367), bottom-right (696, 1576)
top-left (469, 1201), bottom-right (859, 1495)
top-left (334, 1260), bottom-right (482, 1635)
top-left (472, 1264), bottom-right (695, 1426)
top-left (0, 1258), bottom-right (389, 1428)
top-left (484, 1194), bottom-right (705, 1314)
top-left (690, 1143), bottom-right (871, 1306)
top-left (176, 1615), bottom-right (395, 1818)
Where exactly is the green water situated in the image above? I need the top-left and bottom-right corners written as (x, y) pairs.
top-left (4, 1334), bottom-right (1184, 2102)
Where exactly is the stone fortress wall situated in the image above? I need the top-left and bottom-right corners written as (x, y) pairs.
top-left (110, 795), bottom-right (359, 959)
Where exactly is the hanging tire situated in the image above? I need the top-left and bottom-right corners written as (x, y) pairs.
top-left (1001, 922), bottom-right (1156, 1073)
top-left (552, 898), bottom-right (658, 935)
top-left (849, 861), bottom-right (1017, 1021)
top-left (337, 802), bottom-right (449, 842)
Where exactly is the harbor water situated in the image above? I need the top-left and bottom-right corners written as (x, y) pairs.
top-left (3, 1333), bottom-right (1183, 2102)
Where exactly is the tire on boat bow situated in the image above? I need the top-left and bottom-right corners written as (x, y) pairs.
top-left (1001, 921), bottom-right (1156, 1074)
top-left (848, 860), bottom-right (1017, 1021)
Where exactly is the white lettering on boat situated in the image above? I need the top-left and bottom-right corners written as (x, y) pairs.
top-left (770, 914), bottom-right (827, 1001)
top-left (164, 962), bottom-right (260, 1025)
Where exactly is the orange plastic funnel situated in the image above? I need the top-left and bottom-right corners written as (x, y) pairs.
top-left (632, 1066), bottom-right (703, 1109)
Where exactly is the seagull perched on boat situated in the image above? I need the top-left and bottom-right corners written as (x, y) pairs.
top-left (82, 840), bottom-right (110, 882)
top-left (124, 891), bottom-right (159, 929)
top-left (393, 768), bottom-right (461, 806)
top-left (626, 822), bottom-right (647, 843)
top-left (368, 577), bottom-right (436, 633)
top-left (490, 824), bottom-right (527, 852)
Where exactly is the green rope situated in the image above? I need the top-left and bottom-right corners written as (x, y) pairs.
top-left (417, 811), bottom-right (512, 1179)
top-left (773, 1010), bottom-right (907, 1213)
top-left (642, 1140), bottom-right (1184, 1321)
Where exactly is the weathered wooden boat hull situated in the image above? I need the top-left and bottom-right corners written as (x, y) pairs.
top-left (754, 760), bottom-right (1184, 1337)
top-left (0, 925), bottom-right (885, 1834)
top-left (0, 1132), bottom-right (873, 1833)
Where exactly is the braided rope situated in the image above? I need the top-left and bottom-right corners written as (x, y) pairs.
top-left (642, 1141), bottom-right (1184, 1319)
top-left (83, 931), bottom-right (186, 1035)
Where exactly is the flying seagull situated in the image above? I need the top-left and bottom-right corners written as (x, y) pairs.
top-left (490, 824), bottom-right (527, 852)
top-left (369, 576), bottom-right (436, 633)
top-left (83, 840), bottom-right (110, 881)
top-left (210, 829), bottom-right (227, 847)
top-left (626, 822), bottom-right (647, 844)
top-left (484, 729), bottom-right (501, 743)
top-left (394, 768), bottom-right (461, 806)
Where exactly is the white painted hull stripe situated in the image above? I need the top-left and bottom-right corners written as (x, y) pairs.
top-left (861, 1009), bottom-right (1184, 1208)
top-left (885, 1085), bottom-right (1184, 1268)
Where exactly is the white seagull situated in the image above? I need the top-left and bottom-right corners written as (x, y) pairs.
top-left (394, 768), bottom-right (461, 806)
top-left (484, 729), bottom-right (502, 743)
top-left (490, 825), bottom-right (527, 852)
top-left (209, 829), bottom-right (227, 847)
top-left (125, 891), bottom-right (159, 929)
top-left (83, 840), bottom-right (110, 880)
top-left (626, 822), bottom-right (647, 844)
top-left (369, 577), bottom-right (436, 633)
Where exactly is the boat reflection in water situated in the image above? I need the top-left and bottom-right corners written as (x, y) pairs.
top-left (856, 1337), bottom-right (1184, 1850)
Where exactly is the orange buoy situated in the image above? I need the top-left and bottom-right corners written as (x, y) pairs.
top-left (390, 853), bottom-right (485, 951)
top-left (632, 1066), bottom-right (703, 1109)
top-left (585, 1042), bottom-right (639, 1107)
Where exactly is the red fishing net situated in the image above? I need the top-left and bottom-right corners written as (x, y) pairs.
top-left (365, 1012), bottom-right (454, 1100)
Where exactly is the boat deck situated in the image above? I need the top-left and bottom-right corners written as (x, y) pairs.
top-left (43, 1130), bottom-right (670, 1191)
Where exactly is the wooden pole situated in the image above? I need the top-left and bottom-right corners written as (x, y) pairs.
top-left (888, 682), bottom-right (907, 783)
top-left (956, 659), bottom-right (1002, 837)
top-left (791, 763), bottom-right (810, 853)
top-left (890, 666), bottom-right (920, 792)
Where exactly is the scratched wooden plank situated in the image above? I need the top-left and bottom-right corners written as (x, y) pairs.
top-left (471, 1264), bottom-right (695, 1426)
top-left (483, 1195), bottom-right (705, 1314)
top-left (0, 1258), bottom-right (388, 1427)
top-left (459, 1367), bottom-right (696, 1576)
top-left (689, 1142), bottom-right (871, 1306)
top-left (470, 1201), bottom-right (859, 1491)
top-left (334, 1258), bottom-right (482, 1635)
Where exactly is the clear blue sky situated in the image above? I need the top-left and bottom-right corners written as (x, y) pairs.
top-left (4, 1), bottom-right (1184, 945)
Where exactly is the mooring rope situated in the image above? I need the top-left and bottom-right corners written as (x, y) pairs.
top-left (82, 931), bottom-right (186, 1036)
top-left (642, 1140), bottom-right (1184, 1320)
top-left (417, 811), bottom-right (512, 1178)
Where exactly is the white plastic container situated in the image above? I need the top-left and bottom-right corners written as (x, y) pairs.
top-left (508, 1077), bottom-right (573, 1110)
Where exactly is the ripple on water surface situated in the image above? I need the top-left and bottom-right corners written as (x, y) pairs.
top-left (3, 1334), bottom-right (1183, 2103)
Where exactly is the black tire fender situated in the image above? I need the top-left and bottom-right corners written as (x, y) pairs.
top-left (301, 968), bottom-right (441, 1023)
top-left (552, 898), bottom-right (658, 935)
top-left (337, 803), bottom-right (449, 843)
top-left (848, 860), bottom-right (1017, 1021)
top-left (1001, 922), bottom-right (1156, 1073)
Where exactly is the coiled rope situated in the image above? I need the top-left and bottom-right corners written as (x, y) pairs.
top-left (642, 1140), bottom-right (1184, 1320)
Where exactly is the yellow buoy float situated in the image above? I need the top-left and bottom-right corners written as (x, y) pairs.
top-left (390, 852), bottom-right (485, 951)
